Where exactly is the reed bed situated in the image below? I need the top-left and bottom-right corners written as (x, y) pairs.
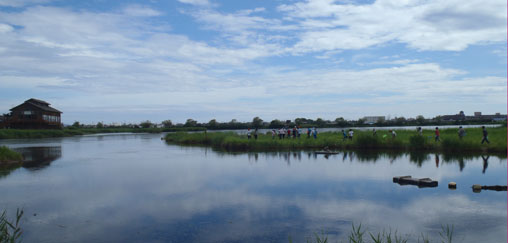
top-left (165, 126), bottom-right (507, 153)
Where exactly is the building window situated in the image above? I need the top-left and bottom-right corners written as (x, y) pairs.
top-left (24, 111), bottom-right (33, 115)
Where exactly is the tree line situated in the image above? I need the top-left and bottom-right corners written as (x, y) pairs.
top-left (70, 116), bottom-right (506, 130)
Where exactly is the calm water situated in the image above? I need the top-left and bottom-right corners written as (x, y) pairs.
top-left (0, 133), bottom-right (506, 243)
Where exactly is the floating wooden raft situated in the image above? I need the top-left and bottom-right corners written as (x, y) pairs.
top-left (393, 176), bottom-right (438, 188)
top-left (314, 151), bottom-right (339, 155)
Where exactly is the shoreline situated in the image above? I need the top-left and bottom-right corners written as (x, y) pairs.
top-left (0, 127), bottom-right (206, 140)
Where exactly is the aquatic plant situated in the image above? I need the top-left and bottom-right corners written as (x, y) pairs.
top-left (0, 208), bottom-right (23, 243)
top-left (302, 224), bottom-right (455, 243)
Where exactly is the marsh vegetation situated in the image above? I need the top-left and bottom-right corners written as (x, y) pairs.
top-left (165, 126), bottom-right (507, 153)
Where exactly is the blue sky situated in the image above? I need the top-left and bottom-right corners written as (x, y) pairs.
top-left (0, 0), bottom-right (506, 124)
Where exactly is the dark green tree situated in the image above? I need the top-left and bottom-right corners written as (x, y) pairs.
top-left (208, 119), bottom-right (218, 129)
top-left (162, 120), bottom-right (173, 128)
top-left (140, 120), bottom-right (153, 128)
top-left (184, 119), bottom-right (198, 127)
top-left (252, 117), bottom-right (263, 128)
top-left (416, 115), bottom-right (425, 125)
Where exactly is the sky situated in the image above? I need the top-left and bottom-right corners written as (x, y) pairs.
top-left (0, 0), bottom-right (506, 125)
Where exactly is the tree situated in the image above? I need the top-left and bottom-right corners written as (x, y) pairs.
top-left (252, 117), bottom-right (263, 128)
top-left (269, 119), bottom-right (283, 128)
top-left (207, 119), bottom-right (218, 129)
top-left (140, 120), bottom-right (153, 128)
top-left (162, 120), bottom-right (173, 128)
top-left (72, 121), bottom-right (80, 128)
top-left (295, 118), bottom-right (309, 125)
top-left (416, 115), bottom-right (425, 125)
top-left (394, 117), bottom-right (406, 126)
top-left (184, 119), bottom-right (198, 127)
top-left (357, 118), bottom-right (365, 125)
top-left (334, 117), bottom-right (349, 127)
top-left (315, 118), bottom-right (325, 127)
top-left (96, 122), bottom-right (104, 128)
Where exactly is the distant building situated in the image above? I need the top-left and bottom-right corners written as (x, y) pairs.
top-left (363, 116), bottom-right (385, 124)
top-left (441, 111), bottom-right (466, 121)
top-left (6, 98), bottom-right (62, 129)
top-left (439, 111), bottom-right (506, 122)
top-left (467, 112), bottom-right (506, 121)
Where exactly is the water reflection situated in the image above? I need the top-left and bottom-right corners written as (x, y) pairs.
top-left (217, 149), bottom-right (502, 173)
top-left (0, 135), bottom-right (505, 243)
top-left (15, 146), bottom-right (62, 170)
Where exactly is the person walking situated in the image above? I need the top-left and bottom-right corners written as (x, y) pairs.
top-left (391, 129), bottom-right (397, 138)
top-left (481, 126), bottom-right (490, 144)
top-left (348, 129), bottom-right (354, 140)
top-left (247, 128), bottom-right (252, 139)
top-left (307, 128), bottom-right (311, 138)
top-left (342, 129), bottom-right (348, 141)
top-left (271, 129), bottom-right (276, 139)
top-left (254, 128), bottom-right (258, 140)
top-left (435, 127), bottom-right (440, 142)
top-left (458, 126), bottom-right (466, 140)
top-left (417, 127), bottom-right (423, 136)
top-left (372, 128), bottom-right (377, 136)
top-left (312, 127), bottom-right (317, 139)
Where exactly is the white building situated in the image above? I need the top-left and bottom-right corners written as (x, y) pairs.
top-left (363, 116), bottom-right (385, 124)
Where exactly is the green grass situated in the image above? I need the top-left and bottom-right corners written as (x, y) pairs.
top-left (0, 127), bottom-right (205, 139)
top-left (165, 126), bottom-right (507, 154)
top-left (0, 146), bottom-right (22, 164)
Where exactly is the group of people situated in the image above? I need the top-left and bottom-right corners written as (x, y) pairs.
top-left (430, 126), bottom-right (489, 144)
top-left (247, 126), bottom-right (491, 144)
top-left (269, 127), bottom-right (319, 139)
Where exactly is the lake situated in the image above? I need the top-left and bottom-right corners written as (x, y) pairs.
top-left (0, 133), bottom-right (506, 242)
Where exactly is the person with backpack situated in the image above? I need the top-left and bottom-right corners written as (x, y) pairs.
top-left (435, 127), bottom-right (440, 142)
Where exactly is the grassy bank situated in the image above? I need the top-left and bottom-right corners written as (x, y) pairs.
top-left (0, 146), bottom-right (23, 169)
top-left (0, 127), bottom-right (205, 139)
top-left (165, 126), bottom-right (507, 154)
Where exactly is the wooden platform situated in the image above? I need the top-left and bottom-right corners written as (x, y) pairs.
top-left (393, 176), bottom-right (438, 188)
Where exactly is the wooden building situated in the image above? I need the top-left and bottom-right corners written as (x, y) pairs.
top-left (7, 99), bottom-right (62, 129)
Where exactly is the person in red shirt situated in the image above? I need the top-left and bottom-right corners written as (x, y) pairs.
top-left (435, 127), bottom-right (440, 142)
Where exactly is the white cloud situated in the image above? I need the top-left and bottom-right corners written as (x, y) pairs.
top-left (279, 0), bottom-right (507, 52)
top-left (0, 0), bottom-right (50, 7)
top-left (122, 5), bottom-right (162, 17)
top-left (0, 23), bottom-right (13, 33)
top-left (178, 0), bottom-right (210, 6)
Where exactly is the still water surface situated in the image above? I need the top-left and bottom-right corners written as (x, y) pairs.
top-left (0, 133), bottom-right (506, 242)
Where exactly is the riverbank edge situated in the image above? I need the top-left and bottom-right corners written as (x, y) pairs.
top-left (164, 127), bottom-right (507, 155)
top-left (0, 146), bottom-right (23, 168)
top-left (0, 127), bottom-right (206, 139)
